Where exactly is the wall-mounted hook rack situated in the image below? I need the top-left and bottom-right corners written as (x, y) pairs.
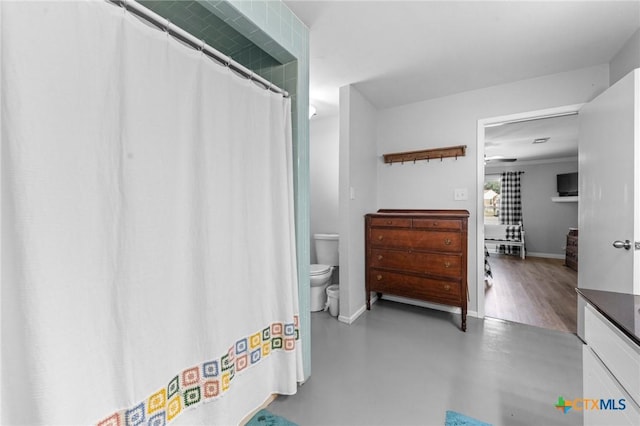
top-left (383, 145), bottom-right (466, 165)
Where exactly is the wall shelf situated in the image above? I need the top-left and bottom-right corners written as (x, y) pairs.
top-left (383, 145), bottom-right (466, 164)
top-left (552, 196), bottom-right (579, 202)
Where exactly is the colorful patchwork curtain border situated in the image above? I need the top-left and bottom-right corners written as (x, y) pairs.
top-left (97, 316), bottom-right (299, 426)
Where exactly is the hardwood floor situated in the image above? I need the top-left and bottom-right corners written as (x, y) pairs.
top-left (484, 253), bottom-right (578, 333)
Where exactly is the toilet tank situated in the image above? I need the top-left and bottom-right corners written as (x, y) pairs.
top-left (314, 233), bottom-right (339, 266)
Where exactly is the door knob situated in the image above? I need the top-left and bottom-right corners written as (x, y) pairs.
top-left (612, 240), bottom-right (632, 250)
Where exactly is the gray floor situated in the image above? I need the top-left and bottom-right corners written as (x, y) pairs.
top-left (268, 299), bottom-right (583, 426)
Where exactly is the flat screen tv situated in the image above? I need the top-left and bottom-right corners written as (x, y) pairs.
top-left (557, 172), bottom-right (578, 196)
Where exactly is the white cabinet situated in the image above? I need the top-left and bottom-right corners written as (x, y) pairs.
top-left (583, 304), bottom-right (640, 426)
top-left (583, 346), bottom-right (640, 426)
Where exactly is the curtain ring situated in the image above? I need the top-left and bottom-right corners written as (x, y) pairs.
top-left (164, 19), bottom-right (171, 35)
top-left (199, 39), bottom-right (205, 52)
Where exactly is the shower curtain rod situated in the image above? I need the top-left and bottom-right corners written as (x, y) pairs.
top-left (110, 0), bottom-right (289, 97)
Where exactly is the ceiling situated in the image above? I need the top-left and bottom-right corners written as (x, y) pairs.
top-left (484, 113), bottom-right (578, 164)
top-left (284, 0), bottom-right (640, 117)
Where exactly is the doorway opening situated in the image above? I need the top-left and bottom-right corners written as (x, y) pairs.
top-left (477, 105), bottom-right (582, 333)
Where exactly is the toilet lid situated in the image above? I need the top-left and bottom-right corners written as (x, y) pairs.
top-left (310, 264), bottom-right (331, 276)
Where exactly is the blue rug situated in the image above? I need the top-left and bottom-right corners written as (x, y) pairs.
top-left (246, 409), bottom-right (298, 426)
top-left (445, 410), bottom-right (492, 426)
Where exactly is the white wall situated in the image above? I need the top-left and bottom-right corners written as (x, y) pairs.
top-left (339, 85), bottom-right (378, 322)
top-left (485, 159), bottom-right (579, 257)
top-left (375, 64), bottom-right (609, 316)
top-left (610, 27), bottom-right (640, 86)
top-left (310, 114), bottom-right (339, 263)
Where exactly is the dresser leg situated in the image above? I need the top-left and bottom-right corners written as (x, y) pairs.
top-left (366, 293), bottom-right (370, 310)
top-left (461, 310), bottom-right (467, 332)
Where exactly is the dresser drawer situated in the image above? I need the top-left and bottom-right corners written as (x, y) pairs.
top-left (369, 217), bottom-right (411, 228)
top-left (585, 304), bottom-right (640, 406)
top-left (369, 248), bottom-right (462, 278)
top-left (369, 269), bottom-right (461, 301)
top-left (369, 229), bottom-right (461, 252)
top-left (412, 218), bottom-right (461, 231)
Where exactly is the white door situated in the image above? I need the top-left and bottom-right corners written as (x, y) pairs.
top-left (578, 69), bottom-right (639, 295)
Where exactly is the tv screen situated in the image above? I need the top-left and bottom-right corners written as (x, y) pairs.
top-left (557, 172), bottom-right (578, 196)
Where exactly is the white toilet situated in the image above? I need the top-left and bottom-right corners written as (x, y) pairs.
top-left (310, 233), bottom-right (339, 312)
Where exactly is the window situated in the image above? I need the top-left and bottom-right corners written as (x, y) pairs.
top-left (484, 174), bottom-right (501, 225)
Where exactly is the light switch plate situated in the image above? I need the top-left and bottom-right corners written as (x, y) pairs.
top-left (454, 188), bottom-right (468, 201)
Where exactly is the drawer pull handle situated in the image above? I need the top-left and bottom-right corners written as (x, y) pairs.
top-left (376, 274), bottom-right (383, 281)
top-left (377, 254), bottom-right (383, 260)
top-left (444, 262), bottom-right (451, 268)
top-left (433, 222), bottom-right (439, 226)
top-left (386, 220), bottom-right (393, 225)
top-left (378, 235), bottom-right (384, 241)
top-left (444, 238), bottom-right (452, 245)
top-left (443, 284), bottom-right (451, 291)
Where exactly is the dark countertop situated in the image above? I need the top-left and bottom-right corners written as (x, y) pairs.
top-left (577, 288), bottom-right (640, 346)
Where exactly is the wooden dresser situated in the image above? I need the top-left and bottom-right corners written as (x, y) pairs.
top-left (565, 228), bottom-right (578, 271)
top-left (365, 209), bottom-right (469, 331)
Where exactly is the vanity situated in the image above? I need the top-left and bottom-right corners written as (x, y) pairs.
top-left (577, 288), bottom-right (640, 426)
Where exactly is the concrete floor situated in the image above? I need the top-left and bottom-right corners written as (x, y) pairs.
top-left (267, 299), bottom-right (583, 426)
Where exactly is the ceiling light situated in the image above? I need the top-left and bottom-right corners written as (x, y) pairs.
top-left (533, 137), bottom-right (550, 144)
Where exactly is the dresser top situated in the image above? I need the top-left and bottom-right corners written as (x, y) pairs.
top-left (369, 209), bottom-right (470, 218)
top-left (577, 288), bottom-right (640, 345)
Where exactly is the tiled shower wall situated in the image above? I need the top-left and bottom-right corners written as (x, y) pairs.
top-left (137, 0), bottom-right (311, 380)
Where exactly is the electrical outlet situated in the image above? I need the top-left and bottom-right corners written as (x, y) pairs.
top-left (454, 188), bottom-right (468, 201)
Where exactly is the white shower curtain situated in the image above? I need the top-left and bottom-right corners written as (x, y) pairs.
top-left (1, 1), bottom-right (302, 424)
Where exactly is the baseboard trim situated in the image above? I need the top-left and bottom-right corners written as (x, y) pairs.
top-left (338, 294), bottom-right (380, 324)
top-left (338, 303), bottom-right (366, 324)
top-left (370, 294), bottom-right (479, 318)
top-left (527, 252), bottom-right (565, 259)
